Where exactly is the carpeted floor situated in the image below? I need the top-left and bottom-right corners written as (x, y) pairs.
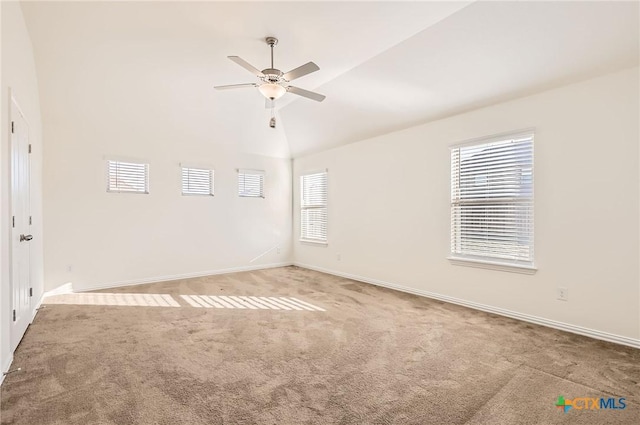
top-left (1, 266), bottom-right (639, 424)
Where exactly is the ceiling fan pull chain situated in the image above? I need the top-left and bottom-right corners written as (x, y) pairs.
top-left (269, 107), bottom-right (276, 129)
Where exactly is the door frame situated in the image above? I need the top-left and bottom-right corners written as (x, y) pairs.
top-left (9, 89), bottom-right (33, 352)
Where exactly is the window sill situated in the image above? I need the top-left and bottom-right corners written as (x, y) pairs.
top-left (447, 256), bottom-right (537, 275)
top-left (300, 239), bottom-right (328, 247)
top-left (107, 190), bottom-right (149, 195)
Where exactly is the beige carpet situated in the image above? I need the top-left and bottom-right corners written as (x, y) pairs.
top-left (1, 266), bottom-right (639, 424)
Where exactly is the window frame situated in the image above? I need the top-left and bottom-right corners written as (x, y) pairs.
top-left (448, 130), bottom-right (536, 274)
top-left (300, 170), bottom-right (328, 245)
top-left (106, 159), bottom-right (149, 194)
top-left (237, 169), bottom-right (265, 198)
top-left (181, 166), bottom-right (214, 197)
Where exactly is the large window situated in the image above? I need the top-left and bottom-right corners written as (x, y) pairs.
top-left (182, 167), bottom-right (214, 196)
top-left (107, 160), bottom-right (149, 194)
top-left (450, 132), bottom-right (534, 269)
top-left (300, 171), bottom-right (328, 243)
top-left (238, 169), bottom-right (265, 198)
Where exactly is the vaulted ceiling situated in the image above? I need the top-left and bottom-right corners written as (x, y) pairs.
top-left (21, 1), bottom-right (639, 159)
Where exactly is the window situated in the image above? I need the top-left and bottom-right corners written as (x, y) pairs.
top-left (238, 169), bottom-right (265, 198)
top-left (182, 167), bottom-right (214, 196)
top-left (300, 171), bottom-right (328, 243)
top-left (107, 160), bottom-right (149, 193)
top-left (450, 132), bottom-right (534, 269)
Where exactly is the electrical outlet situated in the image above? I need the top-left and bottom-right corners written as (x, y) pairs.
top-left (276, 246), bottom-right (281, 255)
top-left (336, 253), bottom-right (341, 261)
top-left (557, 287), bottom-right (568, 301)
top-left (67, 265), bottom-right (73, 273)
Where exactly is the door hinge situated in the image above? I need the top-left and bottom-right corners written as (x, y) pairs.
top-left (29, 216), bottom-right (32, 225)
top-left (12, 216), bottom-right (15, 228)
top-left (12, 310), bottom-right (16, 322)
top-left (11, 121), bottom-right (14, 133)
top-left (29, 288), bottom-right (33, 297)
top-left (28, 144), bottom-right (32, 154)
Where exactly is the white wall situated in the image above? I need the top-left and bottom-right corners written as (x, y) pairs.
top-left (43, 135), bottom-right (292, 291)
top-left (40, 83), bottom-right (292, 292)
top-left (294, 67), bottom-right (640, 342)
top-left (1, 1), bottom-right (44, 377)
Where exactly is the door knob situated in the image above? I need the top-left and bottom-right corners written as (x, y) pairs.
top-left (20, 234), bottom-right (33, 242)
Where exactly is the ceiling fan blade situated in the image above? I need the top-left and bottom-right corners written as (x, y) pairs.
top-left (282, 62), bottom-right (320, 81)
top-left (265, 98), bottom-right (276, 109)
top-left (287, 86), bottom-right (326, 102)
top-left (228, 56), bottom-right (264, 77)
top-left (214, 83), bottom-right (257, 90)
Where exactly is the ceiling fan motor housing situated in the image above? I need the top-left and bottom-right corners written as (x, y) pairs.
top-left (261, 69), bottom-right (284, 83)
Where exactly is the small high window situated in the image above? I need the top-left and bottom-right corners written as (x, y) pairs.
top-left (238, 169), bottom-right (265, 198)
top-left (182, 167), bottom-right (214, 196)
top-left (107, 160), bottom-right (149, 194)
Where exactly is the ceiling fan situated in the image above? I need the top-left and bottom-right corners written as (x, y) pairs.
top-left (214, 37), bottom-right (326, 113)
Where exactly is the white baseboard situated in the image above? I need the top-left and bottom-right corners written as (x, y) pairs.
top-left (294, 262), bottom-right (640, 350)
top-left (0, 354), bottom-right (14, 387)
top-left (72, 262), bottom-right (294, 293)
top-left (31, 294), bottom-right (44, 322)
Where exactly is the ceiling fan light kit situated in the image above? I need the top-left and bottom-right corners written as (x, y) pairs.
top-left (214, 36), bottom-right (325, 127)
top-left (258, 83), bottom-right (286, 100)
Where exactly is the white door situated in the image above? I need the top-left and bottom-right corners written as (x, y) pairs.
top-left (10, 96), bottom-right (32, 351)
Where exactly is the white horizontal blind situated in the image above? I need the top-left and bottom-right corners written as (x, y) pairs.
top-left (451, 133), bottom-right (534, 265)
top-left (182, 167), bottom-right (214, 196)
top-left (107, 160), bottom-right (149, 193)
top-left (300, 171), bottom-right (328, 243)
top-left (238, 169), bottom-right (264, 198)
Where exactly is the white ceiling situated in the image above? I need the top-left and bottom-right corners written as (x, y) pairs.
top-left (21, 1), bottom-right (640, 159)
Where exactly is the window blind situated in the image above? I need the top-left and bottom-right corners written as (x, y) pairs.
top-left (238, 169), bottom-right (265, 198)
top-left (107, 160), bottom-right (149, 193)
top-left (182, 167), bottom-right (214, 196)
top-left (300, 171), bottom-right (328, 243)
top-left (451, 133), bottom-right (534, 265)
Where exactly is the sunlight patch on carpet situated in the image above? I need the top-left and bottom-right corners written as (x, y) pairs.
top-left (180, 295), bottom-right (326, 311)
top-left (45, 293), bottom-right (181, 307)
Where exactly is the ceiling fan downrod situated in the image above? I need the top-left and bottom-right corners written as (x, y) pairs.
top-left (266, 36), bottom-right (278, 69)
